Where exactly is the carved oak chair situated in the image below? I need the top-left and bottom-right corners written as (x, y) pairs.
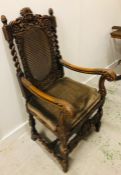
top-left (1, 8), bottom-right (116, 172)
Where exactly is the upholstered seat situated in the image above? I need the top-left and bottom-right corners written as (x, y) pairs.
top-left (27, 77), bottom-right (101, 131)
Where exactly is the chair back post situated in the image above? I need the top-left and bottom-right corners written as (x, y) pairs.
top-left (1, 15), bottom-right (23, 77)
top-left (1, 15), bottom-right (32, 99)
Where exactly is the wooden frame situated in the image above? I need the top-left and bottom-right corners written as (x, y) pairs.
top-left (1, 8), bottom-right (116, 172)
top-left (111, 26), bottom-right (121, 80)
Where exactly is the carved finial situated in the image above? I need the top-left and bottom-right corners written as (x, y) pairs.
top-left (48, 8), bottom-right (54, 16)
top-left (20, 7), bottom-right (33, 17)
top-left (1, 15), bottom-right (7, 25)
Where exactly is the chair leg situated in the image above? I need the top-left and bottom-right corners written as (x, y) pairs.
top-left (29, 113), bottom-right (38, 141)
top-left (116, 74), bottom-right (121, 81)
top-left (60, 141), bottom-right (69, 172)
top-left (95, 107), bottom-right (103, 132)
top-left (95, 120), bottom-right (101, 132)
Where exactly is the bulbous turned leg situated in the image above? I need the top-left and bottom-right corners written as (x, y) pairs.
top-left (29, 113), bottom-right (38, 141)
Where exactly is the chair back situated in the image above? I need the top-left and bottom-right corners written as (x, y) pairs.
top-left (1, 7), bottom-right (64, 90)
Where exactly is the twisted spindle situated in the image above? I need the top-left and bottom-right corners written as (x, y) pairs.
top-left (9, 40), bottom-right (23, 77)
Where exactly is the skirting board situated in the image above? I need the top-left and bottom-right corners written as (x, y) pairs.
top-left (0, 59), bottom-right (118, 143)
top-left (0, 121), bottom-right (29, 143)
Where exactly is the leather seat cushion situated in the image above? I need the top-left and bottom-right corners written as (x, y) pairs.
top-left (27, 77), bottom-right (101, 131)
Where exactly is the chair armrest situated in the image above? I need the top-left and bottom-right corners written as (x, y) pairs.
top-left (60, 59), bottom-right (116, 81)
top-left (21, 77), bottom-right (75, 116)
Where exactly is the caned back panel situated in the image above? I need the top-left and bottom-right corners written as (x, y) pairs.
top-left (22, 27), bottom-right (52, 81)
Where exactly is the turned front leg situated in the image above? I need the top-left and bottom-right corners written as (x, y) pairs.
top-left (95, 106), bottom-right (103, 132)
top-left (29, 113), bottom-right (38, 141)
top-left (58, 110), bottom-right (70, 172)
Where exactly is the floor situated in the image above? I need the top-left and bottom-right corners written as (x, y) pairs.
top-left (0, 64), bottom-right (121, 175)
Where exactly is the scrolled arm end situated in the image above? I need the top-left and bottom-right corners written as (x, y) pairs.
top-left (102, 69), bottom-right (116, 81)
top-left (99, 69), bottom-right (116, 97)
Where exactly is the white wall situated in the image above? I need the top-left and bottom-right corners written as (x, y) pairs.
top-left (0, 0), bottom-right (121, 140)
